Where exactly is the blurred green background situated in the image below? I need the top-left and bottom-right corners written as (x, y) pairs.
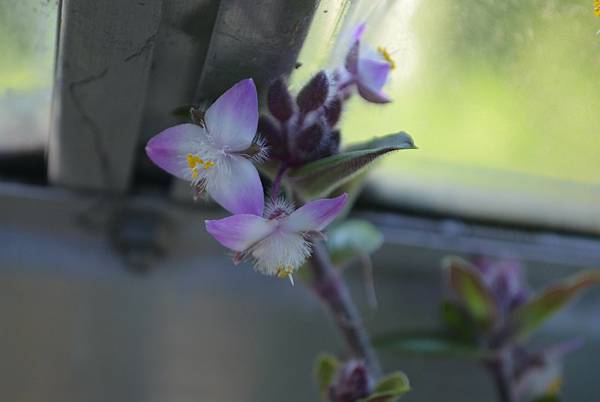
top-left (0, 0), bottom-right (57, 151)
top-left (295, 0), bottom-right (600, 231)
top-left (1, 0), bottom-right (600, 229)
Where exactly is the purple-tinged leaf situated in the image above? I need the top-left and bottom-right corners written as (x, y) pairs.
top-left (267, 78), bottom-right (295, 122)
top-left (443, 256), bottom-right (500, 330)
top-left (286, 132), bottom-right (416, 200)
top-left (297, 71), bottom-right (330, 114)
top-left (506, 271), bottom-right (600, 341)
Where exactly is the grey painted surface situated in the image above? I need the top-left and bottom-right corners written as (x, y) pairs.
top-left (139, 0), bottom-right (220, 145)
top-left (48, 0), bottom-right (162, 192)
top-left (0, 183), bottom-right (599, 401)
top-left (171, 0), bottom-right (320, 201)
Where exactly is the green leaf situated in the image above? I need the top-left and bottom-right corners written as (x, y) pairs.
top-left (506, 270), bottom-right (600, 341)
top-left (374, 330), bottom-right (489, 359)
top-left (257, 160), bottom-right (279, 181)
top-left (327, 219), bottom-right (384, 266)
top-left (345, 132), bottom-right (416, 152)
top-left (287, 132), bottom-right (416, 200)
top-left (314, 354), bottom-right (339, 396)
top-left (443, 256), bottom-right (499, 330)
top-left (359, 372), bottom-right (411, 402)
top-left (441, 301), bottom-right (479, 342)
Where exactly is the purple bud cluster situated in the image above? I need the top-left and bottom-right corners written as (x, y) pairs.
top-left (259, 71), bottom-right (342, 167)
top-left (259, 23), bottom-right (393, 169)
top-left (471, 256), bottom-right (529, 319)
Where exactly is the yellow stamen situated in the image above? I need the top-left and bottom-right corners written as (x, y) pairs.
top-left (377, 46), bottom-right (396, 70)
top-left (276, 266), bottom-right (293, 279)
top-left (187, 153), bottom-right (204, 168)
top-left (545, 377), bottom-right (562, 396)
top-left (186, 153), bottom-right (214, 179)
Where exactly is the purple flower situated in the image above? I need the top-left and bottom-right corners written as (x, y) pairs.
top-left (472, 256), bottom-right (529, 314)
top-left (205, 194), bottom-right (348, 282)
top-left (328, 360), bottom-right (372, 402)
top-left (342, 23), bottom-right (394, 104)
top-left (145, 79), bottom-right (265, 215)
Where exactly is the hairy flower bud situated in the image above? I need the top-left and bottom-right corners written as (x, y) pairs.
top-left (258, 116), bottom-right (287, 159)
top-left (296, 123), bottom-right (324, 152)
top-left (297, 71), bottom-right (330, 114)
top-left (267, 78), bottom-right (295, 122)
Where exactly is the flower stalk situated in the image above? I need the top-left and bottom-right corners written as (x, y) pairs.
top-left (309, 241), bottom-right (382, 379)
top-left (485, 354), bottom-right (517, 402)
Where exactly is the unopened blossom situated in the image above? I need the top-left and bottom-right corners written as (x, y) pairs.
top-left (259, 73), bottom-right (342, 167)
top-left (145, 79), bottom-right (265, 215)
top-left (341, 23), bottom-right (395, 103)
top-left (205, 194), bottom-right (348, 283)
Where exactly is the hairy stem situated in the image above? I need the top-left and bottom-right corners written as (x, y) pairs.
top-left (485, 354), bottom-right (516, 402)
top-left (270, 163), bottom-right (288, 200)
top-left (308, 241), bottom-right (382, 379)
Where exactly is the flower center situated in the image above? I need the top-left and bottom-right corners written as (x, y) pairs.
top-left (187, 153), bottom-right (215, 179)
top-left (276, 265), bottom-right (294, 278)
top-left (377, 46), bottom-right (396, 70)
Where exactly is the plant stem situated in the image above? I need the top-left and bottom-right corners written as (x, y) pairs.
top-left (308, 241), bottom-right (382, 379)
top-left (485, 354), bottom-right (516, 402)
top-left (270, 163), bottom-right (288, 201)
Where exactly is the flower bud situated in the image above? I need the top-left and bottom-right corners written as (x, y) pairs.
top-left (296, 122), bottom-right (324, 153)
top-left (267, 78), bottom-right (295, 122)
top-left (328, 360), bottom-right (372, 402)
top-left (258, 116), bottom-right (287, 160)
top-left (297, 71), bottom-right (330, 114)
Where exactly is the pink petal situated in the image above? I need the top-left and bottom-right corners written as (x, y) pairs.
top-left (205, 214), bottom-right (276, 252)
top-left (352, 22), bottom-right (367, 42)
top-left (205, 79), bottom-right (258, 152)
top-left (145, 123), bottom-right (206, 180)
top-left (357, 83), bottom-right (391, 104)
top-left (285, 193), bottom-right (348, 233)
top-left (345, 41), bottom-right (360, 75)
top-left (206, 155), bottom-right (264, 216)
top-left (358, 57), bottom-right (391, 94)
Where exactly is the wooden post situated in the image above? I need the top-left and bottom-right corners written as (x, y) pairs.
top-left (49, 0), bottom-right (162, 193)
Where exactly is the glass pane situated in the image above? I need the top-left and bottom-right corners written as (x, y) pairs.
top-left (0, 0), bottom-right (58, 152)
top-left (296, 0), bottom-right (600, 232)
